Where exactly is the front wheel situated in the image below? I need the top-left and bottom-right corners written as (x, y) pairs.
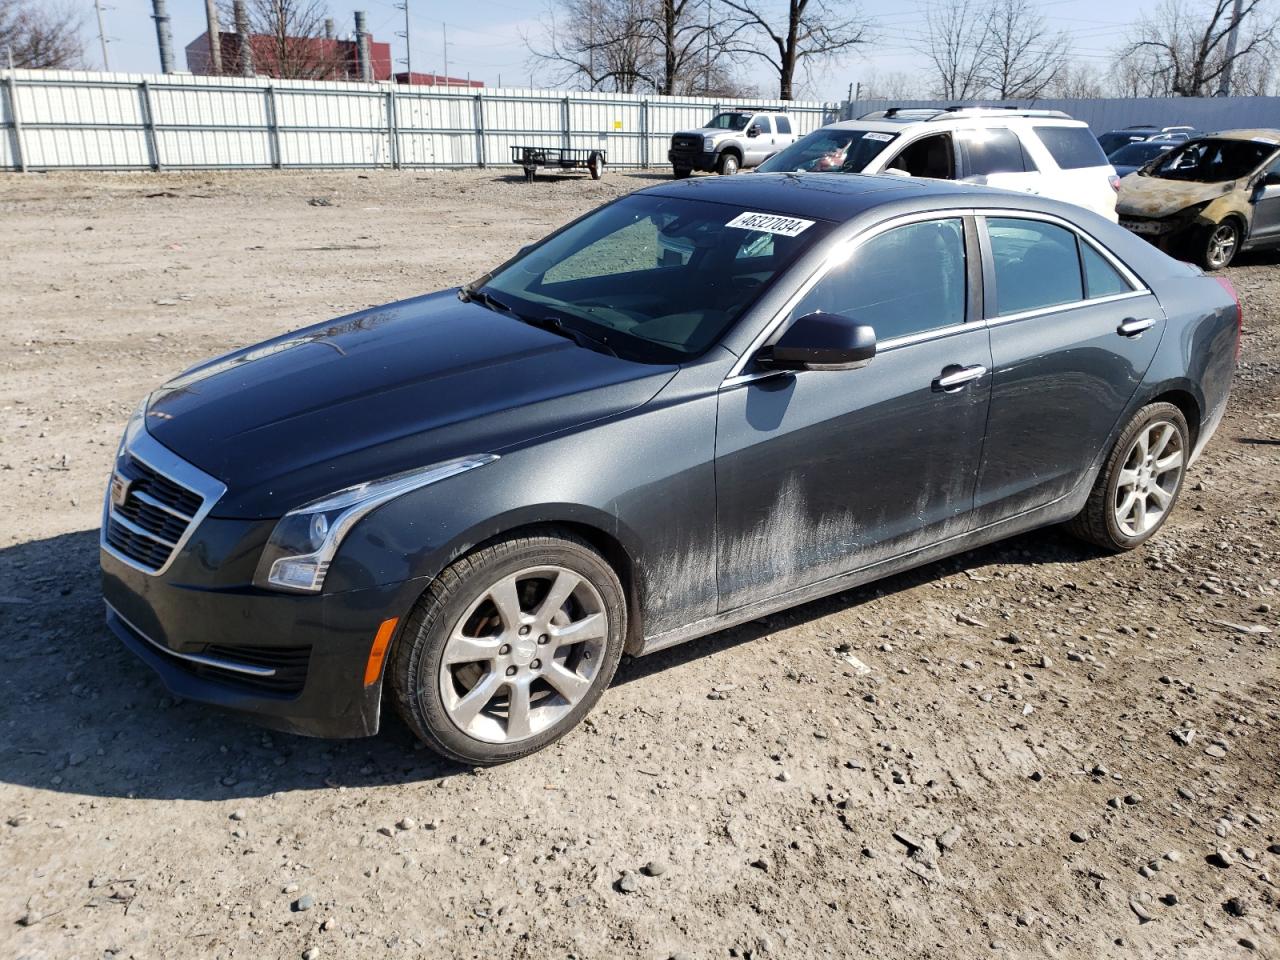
top-left (672, 166), bottom-right (692, 179)
top-left (1065, 402), bottom-right (1189, 551)
top-left (1200, 219), bottom-right (1240, 270)
top-left (717, 152), bottom-right (740, 175)
top-left (390, 530), bottom-right (626, 764)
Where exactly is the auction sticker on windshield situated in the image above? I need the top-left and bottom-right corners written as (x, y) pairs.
top-left (725, 211), bottom-right (815, 237)
top-left (863, 131), bottom-right (894, 142)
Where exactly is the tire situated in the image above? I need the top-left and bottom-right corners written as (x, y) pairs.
top-left (1199, 218), bottom-right (1240, 270)
top-left (672, 166), bottom-right (692, 179)
top-left (1065, 402), bottom-right (1190, 552)
top-left (587, 152), bottom-right (605, 180)
top-left (390, 530), bottom-right (626, 765)
top-left (717, 152), bottom-right (740, 175)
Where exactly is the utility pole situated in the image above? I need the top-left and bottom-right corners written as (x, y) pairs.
top-left (704, 2), bottom-right (710, 94)
top-left (151, 0), bottom-right (175, 74)
top-left (442, 22), bottom-right (448, 86)
top-left (1217, 0), bottom-right (1244, 96)
top-left (233, 0), bottom-right (254, 77)
top-left (355, 11), bottom-right (372, 81)
top-left (204, 0), bottom-right (222, 74)
top-left (395, 0), bottom-right (412, 82)
top-left (94, 0), bottom-right (110, 70)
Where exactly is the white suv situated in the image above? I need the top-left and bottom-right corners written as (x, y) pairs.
top-left (757, 107), bottom-right (1120, 221)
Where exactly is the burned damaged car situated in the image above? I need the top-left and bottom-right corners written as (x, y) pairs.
top-left (1117, 129), bottom-right (1280, 269)
top-left (103, 174), bottom-right (1239, 765)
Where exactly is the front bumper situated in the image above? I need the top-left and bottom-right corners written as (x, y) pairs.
top-left (668, 148), bottom-right (718, 171)
top-left (102, 540), bottom-right (426, 739)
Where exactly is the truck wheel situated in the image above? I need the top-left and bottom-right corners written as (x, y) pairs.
top-left (717, 152), bottom-right (740, 175)
top-left (587, 152), bottom-right (605, 180)
top-left (672, 166), bottom-right (692, 179)
top-left (390, 529), bottom-right (627, 765)
top-left (1065, 402), bottom-right (1189, 551)
top-left (1199, 219), bottom-right (1240, 270)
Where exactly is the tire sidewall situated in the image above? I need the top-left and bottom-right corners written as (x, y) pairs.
top-left (399, 538), bottom-right (626, 764)
top-left (718, 153), bottom-right (739, 175)
top-left (1101, 404), bottom-right (1189, 549)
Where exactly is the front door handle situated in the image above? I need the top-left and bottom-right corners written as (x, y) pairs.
top-left (935, 364), bottom-right (988, 391)
top-left (1118, 317), bottom-right (1156, 337)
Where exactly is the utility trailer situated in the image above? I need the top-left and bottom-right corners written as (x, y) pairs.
top-left (511, 146), bottom-right (606, 182)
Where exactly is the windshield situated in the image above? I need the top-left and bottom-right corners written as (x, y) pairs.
top-left (480, 194), bottom-right (831, 363)
top-left (706, 112), bottom-right (751, 131)
top-left (1110, 141), bottom-right (1173, 165)
top-left (757, 128), bottom-right (898, 174)
top-left (1147, 138), bottom-right (1278, 182)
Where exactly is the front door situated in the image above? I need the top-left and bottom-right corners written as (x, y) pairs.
top-left (974, 215), bottom-right (1164, 519)
top-left (745, 116), bottom-right (774, 165)
top-left (715, 216), bottom-right (992, 611)
top-left (1249, 155), bottom-right (1280, 244)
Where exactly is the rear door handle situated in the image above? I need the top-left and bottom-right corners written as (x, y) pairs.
top-left (1118, 317), bottom-right (1156, 337)
top-left (935, 364), bottom-right (988, 391)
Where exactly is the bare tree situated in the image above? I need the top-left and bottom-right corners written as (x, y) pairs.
top-left (648, 0), bottom-right (715, 94)
top-left (859, 70), bottom-right (922, 100)
top-left (221, 0), bottom-right (346, 80)
top-left (1048, 62), bottom-right (1107, 99)
top-left (716, 0), bottom-right (868, 99)
top-left (923, 0), bottom-right (990, 99)
top-left (1125, 0), bottom-right (1279, 96)
top-left (1109, 44), bottom-right (1171, 96)
top-left (981, 0), bottom-right (1071, 98)
top-left (0, 0), bottom-right (85, 68)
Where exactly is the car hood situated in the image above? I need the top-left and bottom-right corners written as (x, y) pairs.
top-left (146, 291), bottom-right (676, 518)
top-left (1117, 175), bottom-right (1240, 219)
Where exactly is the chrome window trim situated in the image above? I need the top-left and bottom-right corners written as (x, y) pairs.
top-left (100, 422), bottom-right (227, 578)
top-left (722, 206), bottom-right (1154, 388)
top-left (105, 601), bottom-right (277, 678)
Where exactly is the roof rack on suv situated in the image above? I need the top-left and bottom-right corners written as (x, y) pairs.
top-left (929, 106), bottom-right (1073, 120)
top-left (730, 106), bottom-right (786, 113)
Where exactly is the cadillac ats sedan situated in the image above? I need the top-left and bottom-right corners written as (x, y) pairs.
top-left (102, 174), bottom-right (1240, 764)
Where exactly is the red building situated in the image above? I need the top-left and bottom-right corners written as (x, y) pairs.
top-left (185, 31), bottom-right (393, 81)
top-left (394, 71), bottom-right (483, 88)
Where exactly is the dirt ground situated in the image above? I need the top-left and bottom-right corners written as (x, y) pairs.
top-left (1, 168), bottom-right (1278, 960)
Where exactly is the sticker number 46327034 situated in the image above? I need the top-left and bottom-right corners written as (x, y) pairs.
top-left (724, 211), bottom-right (815, 237)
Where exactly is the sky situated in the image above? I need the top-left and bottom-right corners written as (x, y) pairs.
top-left (93, 0), bottom-right (1143, 101)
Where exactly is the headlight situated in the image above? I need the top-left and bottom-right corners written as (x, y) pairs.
top-left (253, 454), bottom-right (498, 593)
top-left (117, 396), bottom-right (149, 458)
top-left (703, 136), bottom-right (716, 152)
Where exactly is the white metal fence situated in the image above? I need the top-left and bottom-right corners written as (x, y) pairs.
top-left (0, 69), bottom-right (840, 172)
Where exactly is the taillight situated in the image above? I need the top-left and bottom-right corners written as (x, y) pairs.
top-left (1213, 275), bottom-right (1242, 362)
top-left (1109, 174), bottom-right (1121, 192)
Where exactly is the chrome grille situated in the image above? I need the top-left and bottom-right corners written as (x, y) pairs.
top-left (101, 423), bottom-right (226, 576)
top-left (671, 134), bottom-right (703, 153)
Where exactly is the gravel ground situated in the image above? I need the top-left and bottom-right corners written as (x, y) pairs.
top-left (1, 169), bottom-right (1278, 960)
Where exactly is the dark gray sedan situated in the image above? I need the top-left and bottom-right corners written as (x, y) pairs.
top-left (102, 173), bottom-right (1240, 764)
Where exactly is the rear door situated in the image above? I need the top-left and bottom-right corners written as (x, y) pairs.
top-left (775, 115), bottom-right (796, 148)
top-left (973, 214), bottom-right (1164, 520)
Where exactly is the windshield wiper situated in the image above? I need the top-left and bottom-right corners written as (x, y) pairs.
top-left (520, 314), bottom-right (618, 357)
top-left (458, 286), bottom-right (515, 315)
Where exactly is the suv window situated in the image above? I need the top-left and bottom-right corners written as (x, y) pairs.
top-left (1033, 125), bottom-right (1110, 170)
top-left (885, 133), bottom-right (955, 179)
top-left (959, 128), bottom-right (1032, 175)
top-left (1081, 242), bottom-right (1133, 298)
top-left (789, 218), bottom-right (967, 341)
top-left (988, 218), bottom-right (1083, 315)
top-left (776, 116), bottom-right (792, 134)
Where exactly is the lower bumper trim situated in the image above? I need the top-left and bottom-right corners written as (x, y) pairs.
top-left (105, 600), bottom-right (276, 677)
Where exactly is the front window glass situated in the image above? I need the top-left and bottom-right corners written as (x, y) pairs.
top-left (788, 218), bottom-right (966, 342)
top-left (706, 112), bottom-right (752, 131)
top-left (988, 218), bottom-right (1083, 316)
top-left (1148, 138), bottom-right (1278, 182)
top-left (1110, 141), bottom-right (1173, 166)
top-left (483, 195), bottom-right (830, 363)
top-left (757, 128), bottom-right (899, 173)
top-left (886, 134), bottom-right (955, 179)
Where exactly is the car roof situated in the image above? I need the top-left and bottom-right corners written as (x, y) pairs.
top-left (641, 171), bottom-right (1081, 225)
top-left (817, 113), bottom-right (1086, 136)
top-left (1199, 128), bottom-right (1280, 143)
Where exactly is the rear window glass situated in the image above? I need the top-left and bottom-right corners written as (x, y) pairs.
top-left (1034, 126), bottom-right (1110, 170)
top-left (776, 116), bottom-right (792, 134)
top-left (1081, 242), bottom-right (1133, 298)
top-left (960, 128), bottom-right (1031, 176)
top-left (988, 218), bottom-right (1084, 316)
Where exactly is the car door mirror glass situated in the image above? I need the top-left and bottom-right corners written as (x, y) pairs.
top-left (747, 126), bottom-right (761, 138)
top-left (759, 313), bottom-right (876, 370)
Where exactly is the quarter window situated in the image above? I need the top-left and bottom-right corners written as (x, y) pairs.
top-left (988, 218), bottom-right (1083, 316)
top-left (1081, 241), bottom-right (1133, 298)
top-left (789, 218), bottom-right (967, 342)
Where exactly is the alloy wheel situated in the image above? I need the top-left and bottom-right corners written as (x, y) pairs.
top-left (1113, 420), bottom-right (1185, 538)
top-left (1206, 222), bottom-right (1238, 269)
top-left (438, 566), bottom-right (607, 744)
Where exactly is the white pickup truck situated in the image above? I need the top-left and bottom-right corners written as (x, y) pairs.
top-left (668, 110), bottom-right (798, 177)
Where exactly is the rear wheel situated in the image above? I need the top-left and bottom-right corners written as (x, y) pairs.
top-left (1066, 402), bottom-right (1189, 551)
top-left (717, 152), bottom-right (740, 175)
top-left (390, 530), bottom-right (626, 764)
top-left (587, 152), bottom-right (605, 180)
top-left (1200, 219), bottom-right (1240, 270)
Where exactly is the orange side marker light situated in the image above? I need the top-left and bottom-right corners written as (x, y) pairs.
top-left (363, 617), bottom-right (399, 687)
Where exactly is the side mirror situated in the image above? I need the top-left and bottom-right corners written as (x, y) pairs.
top-left (1264, 171), bottom-right (1280, 187)
top-left (747, 126), bottom-right (761, 138)
top-left (759, 313), bottom-right (876, 371)
top-left (882, 166), bottom-right (911, 178)
top-left (516, 242), bottom-right (536, 258)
